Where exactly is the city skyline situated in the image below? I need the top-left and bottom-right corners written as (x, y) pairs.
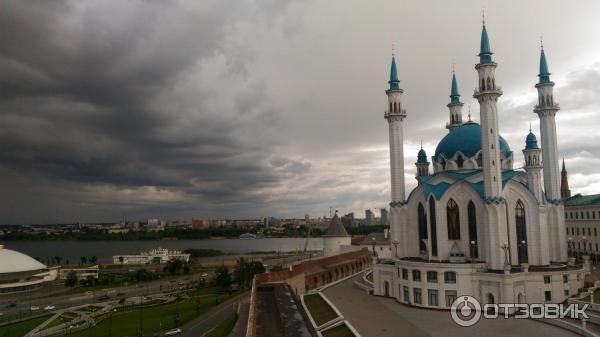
top-left (2, 1), bottom-right (600, 224)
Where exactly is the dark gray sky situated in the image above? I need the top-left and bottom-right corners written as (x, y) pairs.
top-left (1, 1), bottom-right (599, 224)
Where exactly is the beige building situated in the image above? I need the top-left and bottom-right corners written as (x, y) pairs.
top-left (564, 194), bottom-right (600, 263)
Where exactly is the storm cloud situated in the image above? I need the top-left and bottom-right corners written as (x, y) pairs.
top-left (1, 1), bottom-right (600, 223)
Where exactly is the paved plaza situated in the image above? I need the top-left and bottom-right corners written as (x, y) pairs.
top-left (322, 276), bottom-right (579, 337)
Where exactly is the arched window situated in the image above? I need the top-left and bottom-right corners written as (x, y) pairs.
top-left (487, 78), bottom-right (492, 91)
top-left (468, 201), bottom-right (478, 258)
top-left (389, 102), bottom-right (392, 112)
top-left (418, 203), bottom-right (428, 253)
top-left (481, 78), bottom-right (486, 91)
top-left (393, 102), bottom-right (397, 112)
top-left (446, 199), bottom-right (460, 240)
top-left (476, 153), bottom-right (482, 167)
top-left (429, 197), bottom-right (438, 257)
top-left (515, 200), bottom-right (528, 264)
top-left (456, 155), bottom-right (464, 168)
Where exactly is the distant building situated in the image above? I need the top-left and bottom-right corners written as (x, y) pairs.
top-left (146, 219), bottom-right (165, 232)
top-left (380, 208), bottom-right (389, 225)
top-left (59, 265), bottom-right (99, 280)
top-left (113, 248), bottom-right (190, 265)
top-left (365, 209), bottom-right (375, 225)
top-left (564, 193), bottom-right (600, 262)
top-left (192, 219), bottom-right (210, 230)
top-left (304, 214), bottom-right (310, 222)
top-left (355, 230), bottom-right (393, 259)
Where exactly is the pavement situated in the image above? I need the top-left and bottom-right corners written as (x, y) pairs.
top-left (179, 292), bottom-right (248, 337)
top-left (322, 275), bottom-right (580, 337)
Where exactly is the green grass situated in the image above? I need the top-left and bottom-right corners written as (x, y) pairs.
top-left (581, 288), bottom-right (600, 303)
top-left (304, 294), bottom-right (338, 326)
top-left (366, 272), bottom-right (373, 283)
top-left (52, 290), bottom-right (237, 337)
top-left (0, 315), bottom-right (51, 337)
top-left (321, 324), bottom-right (356, 337)
top-left (204, 312), bottom-right (238, 337)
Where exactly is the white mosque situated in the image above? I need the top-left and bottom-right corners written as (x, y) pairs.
top-left (373, 20), bottom-right (589, 308)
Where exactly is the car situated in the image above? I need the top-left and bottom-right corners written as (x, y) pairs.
top-left (164, 328), bottom-right (182, 336)
top-left (97, 295), bottom-right (110, 301)
top-left (44, 305), bottom-right (56, 310)
top-left (116, 292), bottom-right (125, 297)
top-left (30, 306), bottom-right (40, 311)
top-left (85, 291), bottom-right (93, 296)
top-left (5, 303), bottom-right (16, 308)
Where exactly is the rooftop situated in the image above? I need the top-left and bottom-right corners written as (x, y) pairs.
top-left (565, 194), bottom-right (600, 207)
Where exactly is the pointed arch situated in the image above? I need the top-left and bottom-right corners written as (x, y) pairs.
top-left (429, 197), bottom-right (438, 257)
top-left (515, 200), bottom-right (528, 264)
top-left (486, 77), bottom-right (492, 91)
top-left (418, 203), bottom-right (428, 253)
top-left (468, 201), bottom-right (478, 258)
top-left (456, 154), bottom-right (464, 168)
top-left (446, 199), bottom-right (460, 240)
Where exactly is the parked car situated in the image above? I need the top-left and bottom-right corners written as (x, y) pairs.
top-left (97, 295), bottom-right (110, 301)
top-left (44, 305), bottom-right (56, 310)
top-left (30, 306), bottom-right (40, 311)
top-left (164, 328), bottom-right (182, 336)
top-left (5, 303), bottom-right (16, 308)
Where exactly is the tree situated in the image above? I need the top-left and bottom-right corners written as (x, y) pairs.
top-left (233, 258), bottom-right (265, 290)
top-left (90, 256), bottom-right (98, 265)
top-left (54, 256), bottom-right (62, 265)
top-left (65, 271), bottom-right (78, 287)
top-left (215, 265), bottom-right (231, 290)
top-left (81, 257), bottom-right (87, 265)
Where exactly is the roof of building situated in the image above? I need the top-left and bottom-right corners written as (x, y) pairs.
top-left (323, 213), bottom-right (349, 237)
top-left (417, 169), bottom-right (523, 201)
top-left (525, 131), bottom-right (539, 150)
top-left (0, 245), bottom-right (46, 274)
top-left (539, 48), bottom-right (551, 84)
top-left (434, 122), bottom-right (512, 159)
top-left (564, 194), bottom-right (600, 207)
top-left (356, 232), bottom-right (390, 246)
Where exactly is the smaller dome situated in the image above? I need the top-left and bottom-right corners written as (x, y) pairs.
top-left (525, 132), bottom-right (539, 150)
top-left (417, 148), bottom-right (428, 164)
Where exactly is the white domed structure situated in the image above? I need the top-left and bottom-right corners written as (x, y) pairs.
top-left (0, 244), bottom-right (57, 294)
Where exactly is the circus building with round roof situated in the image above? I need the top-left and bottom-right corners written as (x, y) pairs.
top-left (373, 19), bottom-right (588, 310)
top-left (0, 245), bottom-right (57, 294)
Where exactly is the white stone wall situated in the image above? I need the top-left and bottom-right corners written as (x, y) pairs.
top-left (323, 236), bottom-right (352, 257)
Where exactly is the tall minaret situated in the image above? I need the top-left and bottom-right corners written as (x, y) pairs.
top-left (385, 54), bottom-right (407, 203)
top-left (535, 43), bottom-right (561, 201)
top-left (473, 19), bottom-right (503, 198)
top-left (446, 69), bottom-right (464, 130)
top-left (523, 128), bottom-right (543, 202)
top-left (561, 159), bottom-right (571, 198)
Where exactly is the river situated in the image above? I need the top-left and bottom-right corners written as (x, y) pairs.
top-left (3, 238), bottom-right (323, 264)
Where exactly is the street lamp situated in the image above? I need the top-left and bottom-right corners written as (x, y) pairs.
top-left (501, 243), bottom-right (510, 267)
top-left (470, 240), bottom-right (477, 261)
top-left (371, 237), bottom-right (377, 257)
top-left (392, 240), bottom-right (399, 259)
top-left (520, 240), bottom-right (528, 264)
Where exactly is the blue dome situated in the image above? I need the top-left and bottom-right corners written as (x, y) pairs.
top-left (525, 132), bottom-right (539, 149)
top-left (434, 122), bottom-right (512, 159)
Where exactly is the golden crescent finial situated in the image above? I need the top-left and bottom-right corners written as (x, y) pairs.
top-left (452, 61), bottom-right (455, 74)
top-left (540, 34), bottom-right (544, 50)
top-left (529, 121), bottom-right (532, 132)
top-left (468, 103), bottom-right (472, 122)
top-left (392, 42), bottom-right (395, 57)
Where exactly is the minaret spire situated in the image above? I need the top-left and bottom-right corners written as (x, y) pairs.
top-left (446, 68), bottom-right (464, 130)
top-left (561, 158), bottom-right (571, 198)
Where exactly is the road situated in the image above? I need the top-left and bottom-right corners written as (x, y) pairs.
top-left (0, 273), bottom-right (204, 321)
top-left (179, 293), bottom-right (248, 337)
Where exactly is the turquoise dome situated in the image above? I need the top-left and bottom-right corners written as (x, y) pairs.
top-left (434, 122), bottom-right (512, 159)
top-left (525, 132), bottom-right (539, 149)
